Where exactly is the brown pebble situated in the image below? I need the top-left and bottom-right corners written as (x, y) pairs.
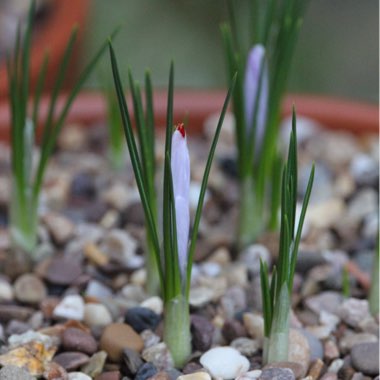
top-left (43, 362), bottom-right (68, 380)
top-left (308, 359), bottom-right (325, 380)
top-left (83, 243), bottom-right (109, 266)
top-left (324, 340), bottom-right (339, 361)
top-left (0, 305), bottom-right (34, 322)
top-left (40, 297), bottom-right (61, 319)
top-left (53, 352), bottom-right (90, 371)
top-left (62, 327), bottom-right (97, 355)
top-left (44, 256), bottom-right (82, 286)
top-left (264, 361), bottom-right (304, 379)
top-left (95, 371), bottom-right (121, 380)
top-left (100, 323), bottom-right (144, 362)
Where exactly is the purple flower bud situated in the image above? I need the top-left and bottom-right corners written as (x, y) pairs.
top-left (171, 123), bottom-right (190, 278)
top-left (244, 44), bottom-right (268, 153)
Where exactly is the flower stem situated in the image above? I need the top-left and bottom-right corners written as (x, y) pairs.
top-left (10, 182), bottom-right (38, 255)
top-left (145, 231), bottom-right (160, 296)
top-left (264, 282), bottom-right (290, 364)
top-left (163, 294), bottom-right (191, 368)
top-left (237, 176), bottom-right (262, 249)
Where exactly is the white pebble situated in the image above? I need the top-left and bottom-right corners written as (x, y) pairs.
top-left (53, 294), bottom-right (84, 321)
top-left (68, 372), bottom-right (92, 380)
top-left (84, 303), bottom-right (112, 327)
top-left (200, 346), bottom-right (250, 379)
top-left (140, 296), bottom-right (163, 315)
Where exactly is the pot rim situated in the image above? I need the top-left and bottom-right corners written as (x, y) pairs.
top-left (0, 0), bottom-right (90, 97)
top-left (0, 89), bottom-right (377, 141)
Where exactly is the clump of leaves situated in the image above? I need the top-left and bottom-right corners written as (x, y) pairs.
top-left (260, 109), bottom-right (314, 364)
top-left (221, 0), bottom-right (308, 247)
top-left (8, 0), bottom-right (115, 255)
top-left (109, 41), bottom-right (235, 367)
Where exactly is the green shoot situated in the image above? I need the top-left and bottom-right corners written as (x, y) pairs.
top-left (260, 108), bottom-right (314, 364)
top-left (221, 0), bottom-right (308, 248)
top-left (8, 0), bottom-right (117, 255)
top-left (109, 41), bottom-right (235, 367)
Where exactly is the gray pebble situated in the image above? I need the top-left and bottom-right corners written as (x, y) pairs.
top-left (351, 342), bottom-right (379, 376)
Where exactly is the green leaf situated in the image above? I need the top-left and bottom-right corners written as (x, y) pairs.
top-left (186, 73), bottom-right (236, 296)
top-left (109, 42), bottom-right (163, 287)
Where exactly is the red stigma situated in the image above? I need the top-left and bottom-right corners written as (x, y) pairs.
top-left (176, 123), bottom-right (186, 138)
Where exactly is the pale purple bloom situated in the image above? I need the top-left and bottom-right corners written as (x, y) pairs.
top-left (171, 123), bottom-right (190, 278)
top-left (244, 44), bottom-right (268, 154)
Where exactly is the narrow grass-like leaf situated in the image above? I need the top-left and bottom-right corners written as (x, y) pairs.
top-left (32, 52), bottom-right (49, 129)
top-left (186, 73), bottom-right (236, 295)
top-left (260, 259), bottom-right (272, 336)
top-left (109, 42), bottom-right (163, 287)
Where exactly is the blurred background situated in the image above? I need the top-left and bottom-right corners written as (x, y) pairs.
top-left (0, 0), bottom-right (378, 102)
top-left (81, 0), bottom-right (379, 102)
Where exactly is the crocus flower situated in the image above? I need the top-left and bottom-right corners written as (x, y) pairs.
top-left (244, 44), bottom-right (268, 154)
top-left (171, 123), bottom-right (190, 278)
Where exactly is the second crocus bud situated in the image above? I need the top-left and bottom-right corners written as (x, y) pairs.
top-left (244, 44), bottom-right (268, 153)
top-left (171, 123), bottom-right (190, 279)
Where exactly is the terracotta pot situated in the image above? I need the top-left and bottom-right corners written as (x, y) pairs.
top-left (0, 0), bottom-right (90, 98)
top-left (0, 90), bottom-right (377, 141)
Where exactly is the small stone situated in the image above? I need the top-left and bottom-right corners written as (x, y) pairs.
top-left (81, 351), bottom-right (107, 378)
top-left (94, 371), bottom-right (121, 380)
top-left (222, 319), bottom-right (246, 343)
top-left (324, 339), bottom-right (339, 361)
top-left (220, 286), bottom-right (247, 319)
top-left (308, 359), bottom-right (324, 380)
top-left (305, 291), bottom-right (343, 317)
top-left (141, 343), bottom-right (174, 371)
top-left (231, 337), bottom-right (260, 356)
top-left (339, 331), bottom-right (378, 353)
top-left (84, 303), bottom-right (113, 327)
top-left (240, 244), bottom-right (271, 275)
top-left (0, 305), bottom-right (34, 322)
top-left (0, 280), bottom-right (14, 301)
top-left (83, 243), bottom-right (109, 266)
top-left (100, 229), bottom-right (137, 266)
top-left (200, 347), bottom-right (250, 379)
top-left (298, 329), bottom-right (323, 361)
top-left (122, 347), bottom-right (143, 376)
top-left (350, 153), bottom-right (378, 186)
top-left (53, 352), bottom-right (90, 371)
top-left (102, 183), bottom-right (131, 210)
top-left (141, 329), bottom-right (161, 348)
top-left (235, 370), bottom-right (262, 380)
top-left (68, 372), bottom-right (92, 380)
top-left (5, 320), bottom-right (30, 336)
top-left (338, 298), bottom-right (371, 328)
top-left (259, 367), bottom-right (295, 380)
top-left (124, 307), bottom-right (161, 333)
top-left (43, 212), bottom-right (75, 245)
top-left (43, 362), bottom-right (68, 380)
top-left (58, 124), bottom-right (87, 151)
top-left (100, 323), bottom-right (144, 362)
top-left (53, 295), bottom-right (85, 321)
top-left (45, 257), bottom-right (82, 285)
top-left (307, 199), bottom-right (344, 229)
top-left (85, 280), bottom-right (113, 299)
top-left (243, 313), bottom-right (264, 342)
top-left (347, 189), bottom-right (378, 224)
top-left (135, 362), bottom-right (158, 380)
top-left (320, 374), bottom-right (337, 380)
top-left (328, 358), bottom-right (344, 373)
top-left (178, 372), bottom-right (212, 380)
top-left (140, 296), bottom-right (163, 315)
top-left (351, 342), bottom-right (379, 376)
top-left (288, 329), bottom-right (311, 377)
top-left (62, 327), bottom-right (97, 355)
top-left (0, 365), bottom-right (34, 380)
top-left (189, 287), bottom-right (214, 307)
top-left (263, 362), bottom-right (304, 379)
top-left (191, 314), bottom-right (214, 351)
top-left (8, 330), bottom-right (56, 349)
top-left (13, 273), bottom-right (47, 304)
